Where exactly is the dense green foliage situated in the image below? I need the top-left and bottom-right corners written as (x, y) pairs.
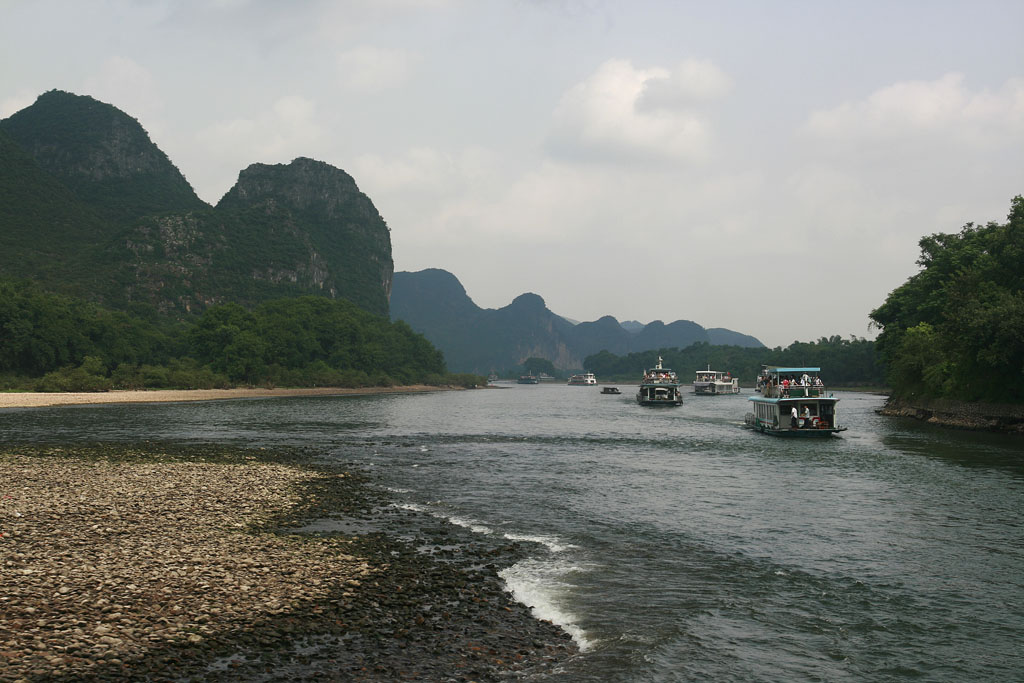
top-left (0, 279), bottom-right (478, 391)
top-left (870, 196), bottom-right (1024, 402)
top-left (0, 92), bottom-right (393, 319)
top-left (584, 336), bottom-right (884, 387)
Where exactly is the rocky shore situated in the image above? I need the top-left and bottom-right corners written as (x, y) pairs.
top-left (878, 397), bottom-right (1024, 434)
top-left (1, 443), bottom-right (576, 681)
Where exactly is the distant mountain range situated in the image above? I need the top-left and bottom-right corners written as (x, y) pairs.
top-left (0, 90), bottom-right (393, 317)
top-left (390, 269), bottom-right (763, 373)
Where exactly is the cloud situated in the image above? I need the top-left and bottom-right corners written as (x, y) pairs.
top-left (546, 58), bottom-right (730, 164)
top-left (336, 46), bottom-right (420, 92)
top-left (352, 146), bottom-right (499, 196)
top-left (805, 72), bottom-right (1024, 149)
top-left (189, 95), bottom-right (322, 201)
top-left (196, 95), bottom-right (320, 160)
top-left (82, 56), bottom-right (164, 132)
top-left (0, 91), bottom-right (37, 118)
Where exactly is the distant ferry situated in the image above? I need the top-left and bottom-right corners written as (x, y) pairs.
top-left (567, 372), bottom-right (597, 386)
top-left (517, 374), bottom-right (540, 384)
top-left (693, 366), bottom-right (740, 395)
top-left (744, 366), bottom-right (847, 437)
top-left (636, 357), bottom-right (683, 406)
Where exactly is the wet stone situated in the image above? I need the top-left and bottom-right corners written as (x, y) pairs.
top-left (0, 442), bottom-right (576, 681)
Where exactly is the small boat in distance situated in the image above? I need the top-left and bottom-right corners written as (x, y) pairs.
top-left (517, 374), bottom-right (540, 384)
top-left (744, 366), bottom-right (847, 437)
top-left (567, 372), bottom-right (598, 386)
top-left (601, 386), bottom-right (621, 395)
top-left (693, 366), bottom-right (740, 395)
top-left (636, 357), bottom-right (683, 406)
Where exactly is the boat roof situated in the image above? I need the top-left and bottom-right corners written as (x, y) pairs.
top-left (766, 366), bottom-right (821, 373)
top-left (749, 395), bottom-right (839, 403)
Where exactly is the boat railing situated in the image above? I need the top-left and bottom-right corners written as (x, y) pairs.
top-left (764, 384), bottom-right (827, 398)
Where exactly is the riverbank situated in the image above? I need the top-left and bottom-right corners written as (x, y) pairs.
top-left (0, 443), bottom-right (576, 680)
top-left (878, 397), bottom-right (1024, 434)
top-left (0, 385), bottom-right (458, 410)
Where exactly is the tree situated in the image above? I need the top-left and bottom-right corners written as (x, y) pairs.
top-left (870, 195), bottom-right (1024, 402)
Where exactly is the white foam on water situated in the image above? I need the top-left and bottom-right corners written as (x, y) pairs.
top-left (393, 502), bottom-right (426, 513)
top-left (499, 557), bottom-right (593, 651)
top-left (447, 516), bottom-right (493, 535)
top-left (503, 532), bottom-right (578, 553)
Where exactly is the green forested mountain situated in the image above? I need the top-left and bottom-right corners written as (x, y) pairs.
top-left (1, 90), bottom-right (206, 223)
top-left (389, 268), bottom-right (763, 374)
top-left (0, 90), bottom-right (393, 318)
top-left (870, 196), bottom-right (1024, 403)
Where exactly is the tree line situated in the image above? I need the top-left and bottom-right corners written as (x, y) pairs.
top-left (870, 195), bottom-right (1024, 403)
top-left (0, 279), bottom-right (482, 391)
top-left (584, 337), bottom-right (884, 386)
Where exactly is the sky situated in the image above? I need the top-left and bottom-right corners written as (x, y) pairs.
top-left (2, 0), bottom-right (1023, 348)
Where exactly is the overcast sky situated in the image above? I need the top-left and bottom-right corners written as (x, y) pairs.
top-left (3, 0), bottom-right (1023, 347)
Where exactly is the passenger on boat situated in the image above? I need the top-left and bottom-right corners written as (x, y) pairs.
top-left (791, 406), bottom-right (799, 429)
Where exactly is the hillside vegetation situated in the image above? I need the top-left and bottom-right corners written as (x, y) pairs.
top-left (0, 91), bottom-right (393, 318)
top-left (585, 336), bottom-right (883, 386)
top-left (0, 279), bottom-right (475, 391)
top-left (870, 196), bottom-right (1024, 403)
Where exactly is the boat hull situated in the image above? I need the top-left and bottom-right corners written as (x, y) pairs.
top-left (744, 413), bottom-right (846, 437)
top-left (636, 385), bottom-right (683, 406)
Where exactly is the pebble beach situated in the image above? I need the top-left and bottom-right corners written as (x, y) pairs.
top-left (1, 401), bottom-right (575, 681)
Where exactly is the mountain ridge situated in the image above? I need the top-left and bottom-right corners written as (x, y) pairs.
top-left (390, 268), bottom-right (764, 373)
top-left (0, 90), bottom-right (393, 317)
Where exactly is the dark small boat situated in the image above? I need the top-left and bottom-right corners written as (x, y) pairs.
top-left (601, 387), bottom-right (621, 395)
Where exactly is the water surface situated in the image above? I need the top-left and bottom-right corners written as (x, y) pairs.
top-left (3, 386), bottom-right (1022, 681)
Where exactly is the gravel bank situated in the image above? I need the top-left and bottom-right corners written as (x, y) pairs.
top-left (1, 443), bottom-right (576, 681)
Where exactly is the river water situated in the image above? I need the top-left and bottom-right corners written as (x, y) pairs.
top-left (3, 385), bottom-right (1023, 681)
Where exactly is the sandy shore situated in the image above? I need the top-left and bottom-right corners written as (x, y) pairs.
top-left (0, 385), bottom-right (452, 409)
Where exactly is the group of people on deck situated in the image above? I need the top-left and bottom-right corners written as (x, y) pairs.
top-left (780, 374), bottom-right (824, 395)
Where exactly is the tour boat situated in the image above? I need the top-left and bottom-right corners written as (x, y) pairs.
top-left (601, 386), bottom-right (621, 395)
top-left (567, 372), bottom-right (597, 386)
top-left (517, 374), bottom-right (540, 384)
top-left (744, 366), bottom-right (847, 437)
top-left (692, 366), bottom-right (740, 395)
top-left (636, 357), bottom-right (683, 406)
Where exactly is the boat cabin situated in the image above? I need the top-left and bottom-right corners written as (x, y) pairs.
top-left (744, 366), bottom-right (846, 436)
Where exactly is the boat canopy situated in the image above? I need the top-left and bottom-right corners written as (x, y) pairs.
top-left (765, 366), bottom-right (821, 374)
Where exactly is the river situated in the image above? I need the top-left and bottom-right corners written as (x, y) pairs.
top-left (3, 385), bottom-right (1022, 681)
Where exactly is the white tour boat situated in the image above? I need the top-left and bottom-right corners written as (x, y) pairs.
top-left (567, 372), bottom-right (597, 386)
top-left (692, 366), bottom-right (740, 395)
top-left (744, 366), bottom-right (847, 437)
top-left (636, 357), bottom-right (683, 406)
